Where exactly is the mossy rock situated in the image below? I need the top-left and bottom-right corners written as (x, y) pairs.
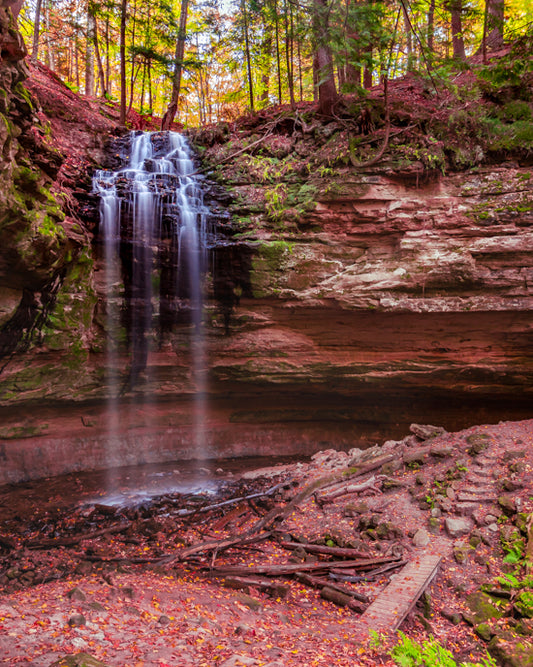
top-left (466, 433), bottom-right (490, 455)
top-left (515, 591), bottom-right (533, 618)
top-left (489, 632), bottom-right (533, 667)
top-left (50, 654), bottom-right (109, 667)
top-left (463, 591), bottom-right (508, 625)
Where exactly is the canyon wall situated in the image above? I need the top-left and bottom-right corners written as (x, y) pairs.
top-left (0, 8), bottom-right (532, 483)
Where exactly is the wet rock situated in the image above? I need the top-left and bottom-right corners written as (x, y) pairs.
top-left (50, 654), bottom-right (109, 667)
top-left (445, 517), bottom-right (473, 538)
top-left (502, 478), bottom-right (523, 491)
top-left (453, 542), bottom-right (471, 563)
top-left (412, 529), bottom-right (430, 547)
top-left (463, 591), bottom-right (508, 625)
top-left (489, 632), bottom-right (533, 667)
top-left (498, 496), bottom-right (517, 516)
top-left (466, 433), bottom-right (490, 456)
top-left (68, 613), bottom-right (87, 627)
top-left (410, 424), bottom-right (447, 441)
top-left (515, 591), bottom-right (533, 619)
top-left (67, 587), bottom-right (87, 602)
top-left (235, 593), bottom-right (262, 611)
top-left (475, 622), bottom-right (494, 641)
top-left (441, 608), bottom-right (462, 625)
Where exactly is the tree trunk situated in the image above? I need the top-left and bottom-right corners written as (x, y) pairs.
top-left (447, 0), bottom-right (466, 60)
top-left (31, 0), bottom-right (43, 62)
top-left (161, 0), bottom-right (189, 130)
top-left (259, 30), bottom-right (272, 107)
top-left (427, 0), bottom-right (435, 54)
top-left (119, 0), bottom-right (127, 125)
top-left (273, 0), bottom-right (282, 104)
top-left (85, 10), bottom-right (95, 96)
top-left (284, 0), bottom-right (295, 108)
top-left (312, 0), bottom-right (338, 116)
top-left (484, 0), bottom-right (504, 50)
top-left (242, 0), bottom-right (255, 111)
top-left (93, 16), bottom-right (107, 96)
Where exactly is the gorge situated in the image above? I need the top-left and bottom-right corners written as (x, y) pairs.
top-left (0, 6), bottom-right (532, 486)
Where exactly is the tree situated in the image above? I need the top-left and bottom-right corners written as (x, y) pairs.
top-left (484, 0), bottom-right (504, 50)
top-left (161, 0), bottom-right (189, 129)
top-left (312, 0), bottom-right (338, 115)
top-left (120, 0), bottom-right (127, 124)
top-left (447, 0), bottom-right (466, 60)
top-left (30, 0), bottom-right (43, 62)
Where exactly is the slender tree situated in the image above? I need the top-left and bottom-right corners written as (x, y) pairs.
top-left (161, 0), bottom-right (189, 129)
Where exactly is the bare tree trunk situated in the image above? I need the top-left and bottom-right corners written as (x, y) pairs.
top-left (284, 0), bottom-right (295, 107)
top-left (93, 16), bottom-right (107, 96)
top-left (242, 0), bottom-right (254, 111)
top-left (312, 0), bottom-right (338, 115)
top-left (259, 30), bottom-right (272, 108)
top-left (105, 13), bottom-right (110, 93)
top-left (484, 0), bottom-right (504, 50)
top-left (273, 0), bottom-right (282, 103)
top-left (427, 0), bottom-right (435, 54)
top-left (31, 0), bottom-right (43, 62)
top-left (447, 0), bottom-right (466, 60)
top-left (161, 0), bottom-right (189, 130)
top-left (85, 9), bottom-right (95, 96)
top-left (119, 0), bottom-right (127, 125)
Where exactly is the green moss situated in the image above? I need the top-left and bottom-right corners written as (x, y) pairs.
top-left (516, 592), bottom-right (533, 619)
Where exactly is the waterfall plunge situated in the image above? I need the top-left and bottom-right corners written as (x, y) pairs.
top-left (93, 131), bottom-right (210, 471)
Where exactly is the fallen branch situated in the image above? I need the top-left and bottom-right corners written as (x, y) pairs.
top-left (316, 475), bottom-right (385, 505)
top-left (211, 555), bottom-right (401, 577)
top-left (26, 522), bottom-right (131, 550)
top-left (278, 540), bottom-right (370, 560)
top-left (294, 572), bottom-right (370, 604)
top-left (175, 480), bottom-right (289, 517)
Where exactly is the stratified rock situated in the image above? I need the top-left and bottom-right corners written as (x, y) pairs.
top-left (410, 424), bottom-right (447, 441)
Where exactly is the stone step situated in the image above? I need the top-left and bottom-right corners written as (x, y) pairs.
top-left (469, 467), bottom-right (494, 478)
top-left (454, 502), bottom-right (480, 517)
top-left (456, 493), bottom-right (498, 503)
top-left (458, 485), bottom-right (494, 495)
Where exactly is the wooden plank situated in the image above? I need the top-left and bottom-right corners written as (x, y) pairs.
top-left (353, 543), bottom-right (445, 635)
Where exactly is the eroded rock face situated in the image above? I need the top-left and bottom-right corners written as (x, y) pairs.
top-left (0, 12), bottom-right (531, 482)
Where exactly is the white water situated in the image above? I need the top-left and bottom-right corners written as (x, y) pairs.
top-left (93, 131), bottom-right (210, 471)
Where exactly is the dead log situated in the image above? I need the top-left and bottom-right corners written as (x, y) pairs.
top-left (164, 531), bottom-right (272, 564)
top-left (294, 572), bottom-right (369, 603)
top-left (318, 454), bottom-right (396, 494)
top-left (220, 576), bottom-right (289, 599)
top-left (26, 522), bottom-right (131, 550)
top-left (320, 586), bottom-right (366, 613)
top-left (316, 475), bottom-right (385, 504)
top-left (211, 555), bottom-right (400, 577)
top-left (175, 480), bottom-right (289, 517)
top-left (330, 559), bottom-right (407, 582)
top-left (278, 541), bottom-right (370, 560)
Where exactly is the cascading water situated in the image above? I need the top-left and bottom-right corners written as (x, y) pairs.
top-left (93, 131), bottom-right (211, 472)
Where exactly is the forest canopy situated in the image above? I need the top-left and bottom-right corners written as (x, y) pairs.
top-left (17, 0), bottom-right (533, 126)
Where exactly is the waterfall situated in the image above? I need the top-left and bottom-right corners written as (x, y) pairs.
top-left (93, 131), bottom-right (210, 469)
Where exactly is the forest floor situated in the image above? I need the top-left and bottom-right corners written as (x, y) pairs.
top-left (1, 418), bottom-right (533, 667)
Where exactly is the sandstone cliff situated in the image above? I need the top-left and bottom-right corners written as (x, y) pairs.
top-left (0, 9), bottom-right (532, 482)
